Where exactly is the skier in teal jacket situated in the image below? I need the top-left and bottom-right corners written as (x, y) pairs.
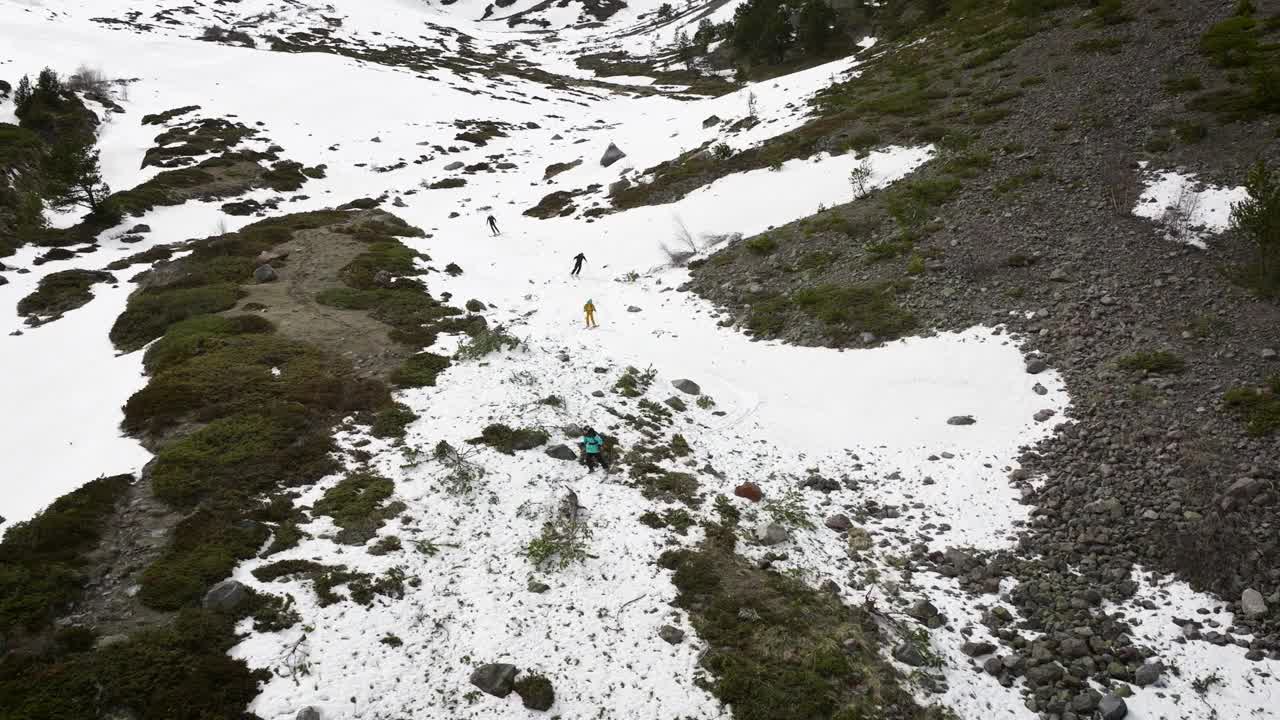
top-left (582, 427), bottom-right (610, 471)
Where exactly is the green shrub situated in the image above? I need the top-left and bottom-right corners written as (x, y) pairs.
top-left (745, 234), bottom-right (777, 256)
top-left (791, 282), bottom-right (916, 340)
top-left (0, 474), bottom-right (132, 633)
top-left (391, 352), bottom-right (451, 387)
top-left (1200, 16), bottom-right (1259, 67)
top-left (139, 509), bottom-right (271, 610)
top-left (1230, 161), bottom-right (1280, 295)
top-left (469, 423), bottom-right (548, 454)
top-left (371, 402), bottom-right (416, 439)
top-left (1117, 350), bottom-right (1185, 374)
top-left (313, 472), bottom-right (402, 545)
top-left (16, 269), bottom-right (115, 323)
top-left (110, 284), bottom-right (243, 351)
top-left (455, 326), bottom-right (520, 360)
top-left (1223, 376), bottom-right (1280, 435)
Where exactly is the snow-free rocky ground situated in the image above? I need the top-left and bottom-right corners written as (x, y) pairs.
top-left (1, 1), bottom-right (1277, 718)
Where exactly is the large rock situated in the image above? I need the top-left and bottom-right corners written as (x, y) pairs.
top-left (671, 378), bottom-right (701, 395)
top-left (545, 444), bottom-right (578, 461)
top-left (295, 708), bottom-right (321, 720)
top-left (1025, 358), bottom-right (1048, 374)
top-left (1134, 662), bottom-right (1162, 687)
top-left (757, 523), bottom-right (789, 546)
top-left (658, 625), bottom-right (685, 644)
top-left (1221, 477), bottom-right (1267, 510)
top-left (202, 579), bottom-right (249, 612)
top-left (1241, 588), bottom-right (1268, 618)
top-left (470, 663), bottom-right (519, 697)
top-left (892, 642), bottom-right (927, 666)
top-left (702, 115), bottom-right (721, 128)
top-left (254, 264), bottom-right (278, 283)
top-left (1098, 694), bottom-right (1128, 720)
top-left (824, 514), bottom-right (851, 531)
top-left (1025, 661), bottom-right (1065, 686)
top-left (734, 482), bottom-right (762, 502)
top-left (600, 142), bottom-right (626, 167)
top-left (961, 641), bottom-right (995, 657)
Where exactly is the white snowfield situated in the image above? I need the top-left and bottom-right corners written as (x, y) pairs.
top-left (1, 1), bottom-right (1274, 719)
top-left (1132, 165), bottom-right (1250, 249)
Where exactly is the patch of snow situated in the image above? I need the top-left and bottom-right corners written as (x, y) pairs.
top-left (1133, 168), bottom-right (1249, 248)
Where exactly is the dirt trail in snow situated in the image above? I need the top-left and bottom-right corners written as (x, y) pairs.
top-left (231, 219), bottom-right (410, 380)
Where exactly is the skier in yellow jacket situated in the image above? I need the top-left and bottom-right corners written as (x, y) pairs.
top-left (584, 299), bottom-right (598, 328)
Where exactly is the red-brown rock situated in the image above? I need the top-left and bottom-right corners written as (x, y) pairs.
top-left (734, 482), bottom-right (763, 502)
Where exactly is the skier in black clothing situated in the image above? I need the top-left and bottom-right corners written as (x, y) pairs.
top-left (486, 215), bottom-right (500, 236)
top-left (571, 252), bottom-right (586, 277)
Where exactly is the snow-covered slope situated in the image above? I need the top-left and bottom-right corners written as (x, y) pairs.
top-left (3, 1), bottom-right (1277, 719)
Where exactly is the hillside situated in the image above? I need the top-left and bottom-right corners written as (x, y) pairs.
top-left (1, 1), bottom-right (1278, 719)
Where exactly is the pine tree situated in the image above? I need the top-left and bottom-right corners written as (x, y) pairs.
top-left (47, 142), bottom-right (111, 214)
top-left (1231, 161), bottom-right (1280, 293)
top-left (14, 75), bottom-right (33, 115)
top-left (796, 0), bottom-right (837, 57)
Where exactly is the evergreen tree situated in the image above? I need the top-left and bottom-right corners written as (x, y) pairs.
top-left (47, 142), bottom-right (110, 214)
top-left (693, 18), bottom-right (717, 50)
top-left (796, 0), bottom-right (837, 57)
top-left (14, 75), bottom-right (33, 115)
top-left (1231, 161), bottom-right (1280, 293)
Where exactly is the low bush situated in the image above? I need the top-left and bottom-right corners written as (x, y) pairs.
top-left (390, 352), bottom-right (451, 387)
top-left (313, 472), bottom-right (403, 545)
top-left (792, 282), bottom-right (916, 340)
top-left (1223, 376), bottom-right (1280, 436)
top-left (468, 423), bottom-right (548, 454)
top-left (1231, 161), bottom-right (1280, 296)
top-left (1116, 350), bottom-right (1185, 374)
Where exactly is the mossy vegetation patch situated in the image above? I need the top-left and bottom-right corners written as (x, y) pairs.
top-left (313, 472), bottom-right (405, 545)
top-left (16, 269), bottom-right (115, 325)
top-left (661, 524), bottom-right (935, 720)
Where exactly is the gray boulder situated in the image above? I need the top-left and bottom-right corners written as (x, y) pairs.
top-left (1134, 662), bottom-right (1162, 687)
top-left (545, 444), bottom-right (578, 461)
top-left (663, 397), bottom-right (687, 412)
top-left (947, 415), bottom-right (977, 426)
top-left (600, 142), bottom-right (626, 167)
top-left (1099, 694), bottom-right (1128, 720)
top-left (1033, 409), bottom-right (1055, 422)
top-left (702, 115), bottom-right (721, 127)
top-left (470, 663), bottom-right (519, 697)
top-left (202, 579), bottom-right (249, 612)
top-left (824, 514), bottom-right (851, 531)
top-left (444, 161), bottom-right (464, 171)
top-left (1026, 358), bottom-right (1048, 374)
top-left (961, 641), bottom-right (995, 657)
top-left (758, 523), bottom-right (789, 546)
top-left (892, 642), bottom-right (927, 666)
top-left (658, 625), bottom-right (685, 644)
top-left (528, 580), bottom-right (550, 593)
top-left (1241, 588), bottom-right (1268, 618)
top-left (254, 264), bottom-right (278, 283)
top-left (296, 708), bottom-right (321, 720)
top-left (671, 379), bottom-right (701, 395)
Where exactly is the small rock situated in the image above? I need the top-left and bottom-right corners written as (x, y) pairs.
top-left (1262, 348), bottom-right (1277, 360)
top-left (128, 224), bottom-right (151, 234)
top-left (470, 663), bottom-right (519, 697)
top-left (1098, 694), bottom-right (1128, 720)
top-left (528, 580), bottom-right (550, 593)
top-left (658, 625), bottom-right (685, 644)
top-left (254, 264), bottom-right (278, 283)
top-left (1134, 662), bottom-right (1162, 687)
top-left (961, 641), bottom-right (996, 657)
top-left (444, 161), bottom-right (464, 171)
top-left (296, 708), bottom-right (321, 720)
top-left (892, 643), bottom-right (927, 666)
top-left (734, 482), bottom-right (762, 502)
top-left (702, 115), bottom-right (721, 127)
top-left (671, 378), bottom-right (701, 395)
top-left (600, 142), bottom-right (627, 167)
top-left (1026, 358), bottom-right (1048, 374)
top-left (1241, 588), bottom-right (1268, 618)
top-left (983, 657), bottom-right (1004, 676)
top-left (908, 600), bottom-right (938, 622)
top-left (758, 523), bottom-right (789, 546)
top-left (1033, 409), bottom-right (1055, 422)
top-left (824, 514), bottom-right (851, 531)
top-left (545, 444), bottom-right (578, 461)
top-left (202, 579), bottom-right (249, 612)
top-left (626, 305), bottom-right (641, 312)
top-left (1032, 382), bottom-right (1047, 395)
top-left (947, 415), bottom-right (977, 426)
top-left (1071, 690), bottom-right (1102, 713)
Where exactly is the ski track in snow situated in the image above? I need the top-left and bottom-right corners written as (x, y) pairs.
top-left (1, 1), bottom-right (1276, 718)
